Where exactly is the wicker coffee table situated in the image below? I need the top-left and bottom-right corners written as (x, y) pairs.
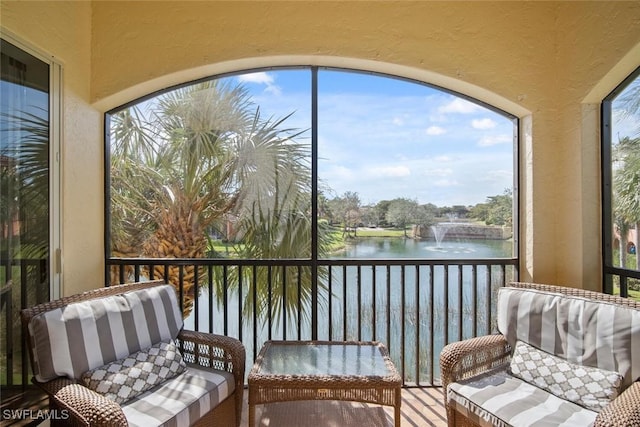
top-left (248, 340), bottom-right (402, 427)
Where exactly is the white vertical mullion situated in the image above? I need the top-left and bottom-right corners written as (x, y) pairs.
top-left (50, 59), bottom-right (63, 300)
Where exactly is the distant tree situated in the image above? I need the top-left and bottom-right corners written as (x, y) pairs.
top-left (328, 191), bottom-right (361, 238)
top-left (386, 198), bottom-right (419, 237)
top-left (414, 205), bottom-right (436, 229)
top-left (360, 205), bottom-right (378, 227)
top-left (469, 189), bottom-right (513, 226)
top-left (421, 203), bottom-right (441, 218)
top-left (469, 203), bottom-right (489, 223)
top-left (317, 189), bottom-right (333, 223)
top-left (375, 200), bottom-right (392, 226)
top-left (451, 205), bottom-right (470, 219)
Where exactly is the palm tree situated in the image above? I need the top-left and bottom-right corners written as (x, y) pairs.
top-left (612, 137), bottom-right (640, 270)
top-left (109, 79), bottom-right (328, 322)
top-left (1, 111), bottom-right (50, 261)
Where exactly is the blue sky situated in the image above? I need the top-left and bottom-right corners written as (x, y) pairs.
top-left (612, 77), bottom-right (640, 142)
top-left (234, 69), bottom-right (515, 207)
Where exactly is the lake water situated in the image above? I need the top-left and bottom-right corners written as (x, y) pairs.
top-left (334, 236), bottom-right (513, 259)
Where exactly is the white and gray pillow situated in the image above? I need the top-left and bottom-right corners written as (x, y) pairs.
top-left (80, 341), bottom-right (186, 404)
top-left (510, 340), bottom-right (623, 412)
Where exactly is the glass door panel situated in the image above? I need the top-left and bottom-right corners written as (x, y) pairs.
top-left (0, 38), bottom-right (51, 386)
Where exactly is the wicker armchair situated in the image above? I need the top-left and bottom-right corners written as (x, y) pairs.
top-left (440, 282), bottom-right (640, 427)
top-left (21, 281), bottom-right (245, 427)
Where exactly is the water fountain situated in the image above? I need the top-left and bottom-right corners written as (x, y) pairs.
top-left (426, 219), bottom-right (475, 255)
top-left (431, 223), bottom-right (451, 248)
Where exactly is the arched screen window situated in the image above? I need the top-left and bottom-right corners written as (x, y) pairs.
top-left (602, 67), bottom-right (640, 298)
top-left (106, 67), bottom-right (518, 262)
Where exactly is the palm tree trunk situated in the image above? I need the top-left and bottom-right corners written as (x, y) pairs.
top-left (143, 207), bottom-right (207, 318)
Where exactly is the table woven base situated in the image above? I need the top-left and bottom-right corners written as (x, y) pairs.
top-left (257, 400), bottom-right (392, 427)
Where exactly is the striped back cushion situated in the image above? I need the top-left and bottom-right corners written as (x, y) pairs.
top-left (497, 287), bottom-right (640, 390)
top-left (28, 284), bottom-right (183, 382)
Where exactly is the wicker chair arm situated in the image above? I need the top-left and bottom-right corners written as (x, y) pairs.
top-left (177, 330), bottom-right (245, 426)
top-left (177, 330), bottom-right (245, 376)
top-left (439, 334), bottom-right (511, 395)
top-left (38, 378), bottom-right (127, 427)
top-left (594, 381), bottom-right (640, 427)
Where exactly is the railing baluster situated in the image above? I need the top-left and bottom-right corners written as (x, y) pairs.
top-left (282, 265), bottom-right (287, 340)
top-left (401, 265), bottom-right (406, 385)
top-left (252, 265), bottom-right (258, 360)
top-left (223, 265), bottom-right (228, 336)
top-left (357, 264), bottom-right (362, 341)
top-left (178, 265), bottom-right (184, 315)
top-left (342, 265), bottom-right (347, 340)
top-left (193, 264), bottom-right (199, 332)
top-left (429, 264), bottom-right (435, 385)
top-left (372, 265), bottom-right (377, 341)
top-left (472, 264), bottom-right (478, 338)
top-left (267, 265), bottom-right (272, 340)
top-left (458, 264), bottom-right (463, 342)
top-left (149, 264), bottom-right (155, 281)
top-left (328, 264), bottom-right (333, 341)
top-left (415, 264), bottom-right (420, 386)
top-left (386, 265), bottom-right (391, 352)
top-left (208, 265), bottom-right (214, 334)
top-left (297, 265), bottom-right (302, 340)
top-left (485, 265), bottom-right (491, 334)
top-left (238, 265), bottom-right (243, 342)
top-left (443, 265), bottom-right (449, 345)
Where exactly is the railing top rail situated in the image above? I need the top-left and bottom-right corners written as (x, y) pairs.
top-left (107, 257), bottom-right (518, 267)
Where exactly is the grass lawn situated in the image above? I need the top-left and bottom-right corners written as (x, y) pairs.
top-left (208, 241), bottom-right (242, 257)
top-left (352, 227), bottom-right (406, 238)
top-left (614, 285), bottom-right (640, 301)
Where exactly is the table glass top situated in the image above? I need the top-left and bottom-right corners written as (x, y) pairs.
top-left (257, 342), bottom-right (392, 377)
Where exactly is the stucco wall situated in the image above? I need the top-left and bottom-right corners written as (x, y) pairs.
top-left (2, 1), bottom-right (640, 294)
top-left (554, 2), bottom-right (640, 290)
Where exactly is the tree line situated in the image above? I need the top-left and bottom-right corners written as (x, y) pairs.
top-left (320, 188), bottom-right (513, 238)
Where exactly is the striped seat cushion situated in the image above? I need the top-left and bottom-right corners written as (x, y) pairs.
top-left (448, 368), bottom-right (598, 427)
top-left (121, 363), bottom-right (235, 427)
top-left (497, 287), bottom-right (640, 390)
top-left (28, 284), bottom-right (183, 382)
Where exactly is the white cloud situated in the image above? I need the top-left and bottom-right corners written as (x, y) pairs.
top-left (334, 165), bottom-right (355, 178)
top-left (478, 134), bottom-right (512, 147)
top-left (438, 98), bottom-right (481, 114)
top-left (237, 72), bottom-right (282, 95)
top-left (393, 117), bottom-right (404, 126)
top-left (434, 155), bottom-right (453, 163)
top-left (237, 72), bottom-right (273, 84)
top-left (481, 169), bottom-right (513, 181)
top-left (368, 165), bottom-right (411, 177)
top-left (425, 168), bottom-right (453, 177)
top-left (471, 118), bottom-right (497, 129)
top-left (433, 178), bottom-right (460, 187)
top-left (426, 125), bottom-right (447, 135)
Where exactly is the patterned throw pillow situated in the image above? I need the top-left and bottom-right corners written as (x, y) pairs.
top-left (80, 341), bottom-right (187, 404)
top-left (509, 340), bottom-right (623, 412)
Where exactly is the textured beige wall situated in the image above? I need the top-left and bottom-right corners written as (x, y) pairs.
top-left (2, 1), bottom-right (640, 294)
top-left (1, 1), bottom-right (103, 297)
top-left (554, 2), bottom-right (640, 290)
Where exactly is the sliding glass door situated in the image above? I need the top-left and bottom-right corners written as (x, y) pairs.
top-left (0, 36), bottom-right (60, 386)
